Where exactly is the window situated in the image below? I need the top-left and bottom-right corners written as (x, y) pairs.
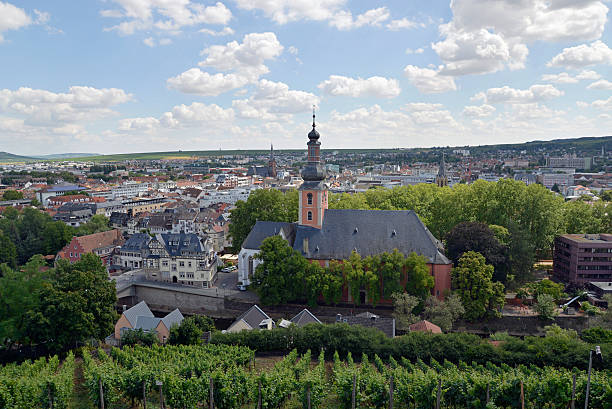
top-left (307, 211), bottom-right (313, 221)
top-left (179, 261), bottom-right (185, 267)
top-left (188, 261), bottom-right (192, 268)
top-left (172, 264), bottom-right (177, 271)
top-left (307, 193), bottom-right (313, 205)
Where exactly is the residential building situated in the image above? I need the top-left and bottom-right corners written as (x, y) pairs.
top-left (53, 202), bottom-right (94, 226)
top-left (553, 234), bottom-right (612, 286)
top-left (114, 301), bottom-right (184, 343)
top-left (57, 229), bottom-right (124, 265)
top-left (539, 173), bottom-right (574, 189)
top-left (119, 232), bottom-right (217, 287)
top-left (238, 115), bottom-right (452, 303)
top-left (37, 183), bottom-right (85, 206)
top-left (514, 173), bottom-right (537, 185)
top-left (546, 156), bottom-right (592, 170)
top-left (123, 197), bottom-right (168, 215)
top-left (290, 309), bottom-right (322, 327)
top-left (226, 305), bottom-right (274, 333)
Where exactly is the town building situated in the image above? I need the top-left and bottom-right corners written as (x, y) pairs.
top-left (553, 234), bottom-right (612, 286)
top-left (546, 156), bottom-right (592, 170)
top-left (113, 301), bottom-right (184, 344)
top-left (247, 144), bottom-right (278, 178)
top-left (56, 229), bottom-right (124, 266)
top-left (119, 232), bottom-right (218, 287)
top-left (238, 113), bottom-right (452, 303)
top-left (53, 202), bottom-right (94, 226)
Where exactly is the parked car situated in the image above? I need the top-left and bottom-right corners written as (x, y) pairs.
top-left (221, 265), bottom-right (237, 273)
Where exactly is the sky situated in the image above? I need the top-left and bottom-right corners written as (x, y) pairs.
top-left (0, 0), bottom-right (611, 155)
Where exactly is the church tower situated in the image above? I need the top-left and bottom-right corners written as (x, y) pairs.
top-left (298, 108), bottom-right (327, 229)
top-left (435, 153), bottom-right (448, 187)
top-left (268, 143), bottom-right (277, 178)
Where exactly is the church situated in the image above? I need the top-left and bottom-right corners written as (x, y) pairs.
top-left (238, 113), bottom-right (452, 304)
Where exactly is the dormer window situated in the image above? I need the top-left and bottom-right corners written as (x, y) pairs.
top-left (307, 193), bottom-right (313, 205)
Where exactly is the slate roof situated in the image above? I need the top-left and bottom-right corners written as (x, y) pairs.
top-left (230, 304), bottom-right (271, 330)
top-left (340, 313), bottom-right (396, 338)
top-left (241, 221), bottom-right (296, 250)
top-left (294, 209), bottom-right (450, 264)
top-left (121, 233), bottom-right (151, 252)
top-left (291, 309), bottom-right (322, 326)
top-left (124, 301), bottom-right (154, 327)
top-left (161, 308), bottom-right (184, 330)
top-left (134, 316), bottom-right (162, 331)
top-left (157, 233), bottom-right (204, 256)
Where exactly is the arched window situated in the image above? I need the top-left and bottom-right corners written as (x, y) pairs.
top-left (248, 256), bottom-right (254, 277)
top-left (307, 211), bottom-right (313, 221)
top-left (307, 193), bottom-right (313, 205)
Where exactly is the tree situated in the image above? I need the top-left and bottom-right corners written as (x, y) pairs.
top-left (252, 235), bottom-right (308, 305)
top-left (0, 232), bottom-right (17, 268)
top-left (228, 189), bottom-right (298, 253)
top-left (445, 222), bottom-right (509, 282)
top-left (551, 183), bottom-right (560, 193)
top-left (75, 214), bottom-right (110, 236)
top-left (404, 252), bottom-right (434, 300)
top-left (423, 293), bottom-right (465, 332)
top-left (2, 190), bottom-right (23, 200)
top-left (591, 294), bottom-right (612, 329)
top-left (526, 279), bottom-right (566, 302)
top-left (345, 251), bottom-right (379, 305)
top-left (534, 294), bottom-right (557, 320)
top-left (391, 293), bottom-right (420, 331)
top-left (168, 315), bottom-right (214, 345)
top-left (451, 251), bottom-right (505, 321)
top-left (121, 328), bottom-right (158, 346)
top-left (23, 253), bottom-right (117, 351)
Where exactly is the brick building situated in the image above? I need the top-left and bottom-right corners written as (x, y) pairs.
top-left (57, 229), bottom-right (124, 266)
top-left (553, 234), bottom-right (612, 286)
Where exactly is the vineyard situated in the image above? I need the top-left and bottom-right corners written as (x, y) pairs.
top-left (79, 344), bottom-right (612, 409)
top-left (0, 352), bottom-right (75, 409)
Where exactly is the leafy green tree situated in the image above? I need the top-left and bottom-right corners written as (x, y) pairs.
top-left (0, 256), bottom-right (46, 348)
top-left (423, 293), bottom-right (465, 332)
top-left (42, 221), bottom-right (74, 255)
top-left (364, 249), bottom-right (404, 299)
top-left (168, 315), bottom-right (214, 345)
top-left (2, 190), bottom-right (23, 200)
top-left (253, 235), bottom-right (307, 305)
top-left (345, 251), bottom-right (379, 305)
top-left (121, 328), bottom-right (158, 346)
top-left (228, 189), bottom-right (298, 252)
top-left (525, 279), bottom-right (566, 302)
top-left (451, 251), bottom-right (505, 321)
top-left (404, 252), bottom-right (434, 300)
top-left (391, 293), bottom-right (420, 331)
top-left (580, 327), bottom-right (612, 344)
top-left (23, 253), bottom-right (117, 351)
top-left (0, 232), bottom-right (17, 268)
top-left (75, 214), bottom-right (110, 236)
top-left (445, 221), bottom-right (509, 282)
top-left (534, 294), bottom-right (557, 320)
top-left (562, 200), bottom-right (601, 234)
top-left (591, 295), bottom-right (612, 329)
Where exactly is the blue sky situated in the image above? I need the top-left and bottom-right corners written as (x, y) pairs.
top-left (0, 0), bottom-right (611, 155)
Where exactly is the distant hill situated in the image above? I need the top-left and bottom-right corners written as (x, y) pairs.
top-left (35, 153), bottom-right (100, 159)
top-left (0, 151), bottom-right (35, 162)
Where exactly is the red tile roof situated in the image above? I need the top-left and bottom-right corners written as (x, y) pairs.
top-left (409, 320), bottom-right (442, 334)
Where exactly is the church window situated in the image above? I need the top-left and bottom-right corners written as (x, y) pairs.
top-left (307, 193), bottom-right (313, 205)
top-left (307, 211), bottom-right (312, 221)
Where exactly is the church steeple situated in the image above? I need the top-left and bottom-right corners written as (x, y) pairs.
top-left (299, 107), bottom-right (328, 229)
top-left (268, 143), bottom-right (277, 178)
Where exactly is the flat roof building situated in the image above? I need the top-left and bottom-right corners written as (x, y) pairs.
top-left (553, 234), bottom-right (612, 286)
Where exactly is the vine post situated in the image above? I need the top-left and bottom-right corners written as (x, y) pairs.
top-left (436, 378), bottom-right (441, 409)
top-left (351, 374), bottom-right (356, 409)
top-left (307, 386), bottom-right (311, 409)
top-left (389, 375), bottom-right (394, 409)
top-left (209, 377), bottom-right (214, 409)
top-left (520, 380), bottom-right (524, 409)
top-left (571, 373), bottom-right (576, 409)
top-left (257, 381), bottom-right (262, 409)
top-left (99, 378), bottom-right (105, 409)
top-left (142, 381), bottom-right (147, 409)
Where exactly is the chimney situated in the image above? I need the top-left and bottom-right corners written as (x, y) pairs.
top-left (122, 305), bottom-right (127, 312)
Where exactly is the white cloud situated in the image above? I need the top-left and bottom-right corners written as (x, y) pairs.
top-left (403, 103), bottom-right (444, 112)
top-left (234, 0), bottom-right (391, 30)
top-left (103, 0), bottom-right (232, 35)
top-left (199, 26), bottom-right (234, 36)
top-left (386, 18), bottom-right (420, 31)
top-left (288, 46), bottom-right (298, 55)
top-left (548, 41), bottom-right (612, 69)
top-left (198, 32), bottom-right (283, 80)
top-left (119, 101), bottom-right (235, 131)
top-left (403, 65), bottom-right (457, 94)
top-left (431, 0), bottom-right (608, 77)
top-left (143, 37), bottom-right (155, 47)
top-left (167, 68), bottom-right (250, 96)
top-left (576, 70), bottom-right (601, 80)
top-left (406, 48), bottom-right (424, 55)
top-left (329, 7), bottom-right (390, 30)
top-left (0, 2), bottom-right (32, 41)
top-left (232, 79), bottom-right (318, 119)
top-left (592, 96), bottom-right (612, 110)
top-left (587, 79), bottom-right (612, 90)
top-left (433, 28), bottom-right (528, 75)
top-left (473, 84), bottom-right (564, 104)
top-left (541, 70), bottom-right (602, 83)
top-left (318, 75), bottom-right (400, 98)
top-left (462, 104), bottom-right (496, 117)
